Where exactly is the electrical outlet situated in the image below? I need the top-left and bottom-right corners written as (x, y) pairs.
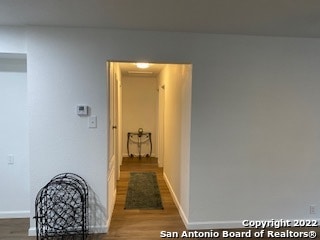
top-left (8, 154), bottom-right (14, 165)
top-left (310, 205), bottom-right (316, 215)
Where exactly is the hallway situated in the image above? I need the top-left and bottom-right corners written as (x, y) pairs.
top-left (105, 157), bottom-right (187, 239)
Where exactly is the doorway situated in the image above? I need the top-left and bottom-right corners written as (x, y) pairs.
top-left (107, 61), bottom-right (192, 228)
top-left (0, 53), bottom-right (29, 219)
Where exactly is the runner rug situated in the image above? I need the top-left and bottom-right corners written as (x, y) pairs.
top-left (124, 172), bottom-right (163, 209)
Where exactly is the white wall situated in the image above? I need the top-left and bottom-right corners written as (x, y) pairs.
top-left (188, 36), bottom-right (320, 228)
top-left (158, 65), bottom-right (182, 198)
top-left (2, 25), bottom-right (320, 233)
top-left (122, 76), bottom-right (158, 157)
top-left (27, 27), bottom-right (110, 234)
top-left (0, 65), bottom-right (29, 218)
top-left (0, 27), bottom-right (26, 54)
top-left (158, 64), bottom-right (192, 225)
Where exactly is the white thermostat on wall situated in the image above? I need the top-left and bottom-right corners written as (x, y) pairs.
top-left (77, 105), bottom-right (88, 116)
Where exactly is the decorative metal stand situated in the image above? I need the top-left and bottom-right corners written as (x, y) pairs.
top-left (34, 173), bottom-right (89, 240)
top-left (127, 128), bottom-right (152, 159)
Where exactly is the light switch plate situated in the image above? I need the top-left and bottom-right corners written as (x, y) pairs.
top-left (89, 115), bottom-right (97, 128)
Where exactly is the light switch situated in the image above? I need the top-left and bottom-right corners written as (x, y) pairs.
top-left (89, 115), bottom-right (97, 128)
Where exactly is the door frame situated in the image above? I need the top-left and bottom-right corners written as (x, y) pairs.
top-left (158, 84), bottom-right (165, 167)
top-left (106, 60), bottom-right (192, 230)
top-left (106, 61), bottom-right (118, 227)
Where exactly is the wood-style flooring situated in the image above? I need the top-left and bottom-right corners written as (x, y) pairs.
top-left (2, 158), bottom-right (320, 239)
top-left (105, 157), bottom-right (187, 239)
top-left (0, 218), bottom-right (35, 240)
top-left (0, 157), bottom-right (187, 239)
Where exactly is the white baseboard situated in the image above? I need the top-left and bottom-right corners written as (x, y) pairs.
top-left (162, 173), bottom-right (247, 230)
top-left (188, 218), bottom-right (320, 230)
top-left (0, 210), bottom-right (30, 219)
top-left (106, 188), bottom-right (117, 231)
top-left (162, 173), bottom-right (189, 228)
top-left (28, 225), bottom-right (108, 236)
top-left (90, 225), bottom-right (108, 233)
top-left (187, 220), bottom-right (244, 230)
top-left (28, 227), bottom-right (36, 236)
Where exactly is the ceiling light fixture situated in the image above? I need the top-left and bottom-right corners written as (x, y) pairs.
top-left (136, 62), bottom-right (150, 69)
top-left (128, 71), bottom-right (153, 75)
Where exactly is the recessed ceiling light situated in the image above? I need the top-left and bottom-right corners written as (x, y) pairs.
top-left (135, 62), bottom-right (150, 69)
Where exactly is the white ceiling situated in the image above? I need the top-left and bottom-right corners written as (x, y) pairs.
top-left (1, 0), bottom-right (320, 38)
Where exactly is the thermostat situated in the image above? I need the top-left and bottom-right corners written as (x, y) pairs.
top-left (77, 105), bottom-right (88, 116)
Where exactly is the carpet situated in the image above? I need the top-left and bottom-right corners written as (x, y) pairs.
top-left (125, 172), bottom-right (164, 210)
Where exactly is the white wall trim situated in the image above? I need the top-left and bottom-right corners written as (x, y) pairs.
top-left (187, 218), bottom-right (320, 230)
top-left (28, 225), bottom-right (109, 236)
top-left (106, 188), bottom-right (117, 232)
top-left (187, 220), bottom-right (244, 230)
top-left (106, 157), bottom-right (117, 233)
top-left (163, 172), bottom-right (189, 228)
top-left (90, 225), bottom-right (108, 234)
top-left (0, 210), bottom-right (30, 219)
top-left (28, 227), bottom-right (36, 236)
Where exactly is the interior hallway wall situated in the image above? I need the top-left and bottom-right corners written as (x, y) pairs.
top-left (188, 36), bottom-right (320, 228)
top-left (2, 25), bottom-right (320, 232)
top-left (0, 57), bottom-right (29, 218)
top-left (0, 27), bottom-right (26, 53)
top-left (158, 64), bottom-right (192, 224)
top-left (122, 76), bottom-right (158, 157)
top-left (27, 27), bottom-right (110, 234)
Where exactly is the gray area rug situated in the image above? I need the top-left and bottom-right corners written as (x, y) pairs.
top-left (125, 172), bottom-right (164, 210)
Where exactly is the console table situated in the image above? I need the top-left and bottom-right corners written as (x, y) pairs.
top-left (127, 131), bottom-right (152, 159)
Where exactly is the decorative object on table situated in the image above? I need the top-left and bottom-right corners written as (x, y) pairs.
top-left (124, 172), bottom-right (163, 210)
top-left (34, 173), bottom-right (89, 240)
top-left (138, 127), bottom-right (143, 136)
top-left (127, 128), bottom-right (152, 159)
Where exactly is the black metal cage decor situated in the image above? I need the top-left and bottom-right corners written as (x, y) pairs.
top-left (34, 173), bottom-right (89, 239)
